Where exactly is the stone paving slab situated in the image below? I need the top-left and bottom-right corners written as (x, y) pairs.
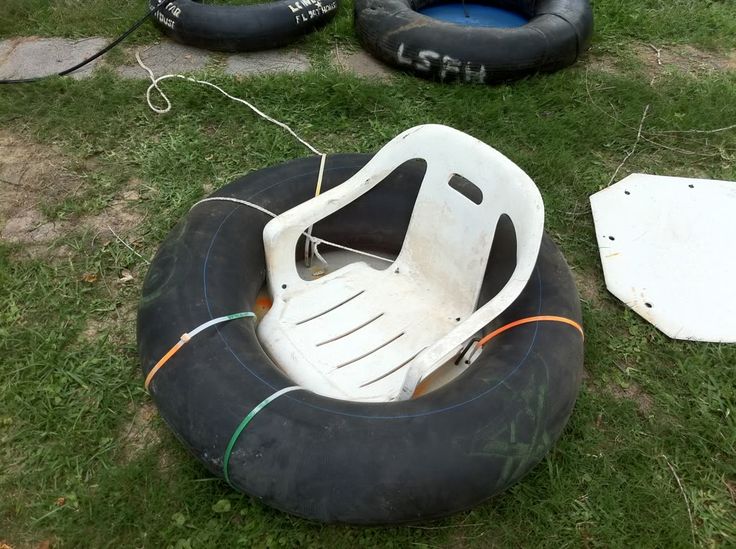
top-left (224, 49), bottom-right (310, 76)
top-left (0, 36), bottom-right (364, 81)
top-left (116, 41), bottom-right (211, 78)
top-left (0, 37), bottom-right (108, 80)
top-left (0, 40), bottom-right (15, 64)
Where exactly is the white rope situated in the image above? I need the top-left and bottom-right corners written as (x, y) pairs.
top-left (309, 237), bottom-right (393, 264)
top-left (136, 52), bottom-right (393, 266)
top-left (136, 52), bottom-right (322, 155)
top-left (304, 153), bottom-right (327, 267)
top-left (191, 196), bottom-right (393, 264)
top-left (194, 196), bottom-right (277, 218)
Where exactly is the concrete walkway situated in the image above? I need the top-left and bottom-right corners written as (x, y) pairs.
top-left (0, 36), bottom-right (395, 80)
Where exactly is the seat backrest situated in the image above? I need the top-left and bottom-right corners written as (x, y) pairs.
top-left (260, 125), bottom-right (544, 400)
top-left (392, 126), bottom-right (544, 310)
top-left (262, 125), bottom-right (543, 306)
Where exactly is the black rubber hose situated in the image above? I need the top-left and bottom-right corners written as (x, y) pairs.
top-left (0, 1), bottom-right (167, 85)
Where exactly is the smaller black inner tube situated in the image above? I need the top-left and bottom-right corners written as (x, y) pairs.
top-left (150, 0), bottom-right (340, 52)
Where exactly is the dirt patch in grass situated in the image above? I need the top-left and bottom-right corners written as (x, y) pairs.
top-left (157, 447), bottom-right (176, 472)
top-left (77, 199), bottom-right (145, 347)
top-left (725, 479), bottom-right (736, 506)
top-left (587, 44), bottom-right (736, 78)
top-left (119, 401), bottom-right (160, 464)
top-left (586, 53), bottom-right (622, 76)
top-left (1, 210), bottom-right (64, 246)
top-left (0, 130), bottom-right (81, 254)
top-left (445, 521), bottom-right (495, 548)
top-left (0, 131), bottom-right (79, 214)
top-left (606, 380), bottom-right (653, 415)
top-left (81, 299), bottom-right (138, 344)
top-left (0, 131), bottom-right (145, 258)
top-left (572, 268), bottom-right (604, 308)
top-left (633, 43), bottom-right (736, 76)
top-left (333, 46), bottom-right (395, 80)
top-left (118, 401), bottom-right (176, 472)
top-left (84, 194), bottom-right (145, 248)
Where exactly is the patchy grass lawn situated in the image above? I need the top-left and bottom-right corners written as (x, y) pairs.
top-left (1, 0), bottom-right (735, 547)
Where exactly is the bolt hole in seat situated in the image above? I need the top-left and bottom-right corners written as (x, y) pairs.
top-left (257, 125), bottom-right (544, 402)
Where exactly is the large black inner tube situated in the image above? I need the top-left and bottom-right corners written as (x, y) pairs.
top-left (354, 0), bottom-right (593, 83)
top-left (138, 154), bottom-right (584, 524)
top-left (149, 0), bottom-right (339, 52)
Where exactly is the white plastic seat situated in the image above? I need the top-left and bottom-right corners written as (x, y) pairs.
top-left (257, 125), bottom-right (544, 402)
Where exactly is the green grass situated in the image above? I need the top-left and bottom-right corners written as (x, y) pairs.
top-left (1, 1), bottom-right (736, 548)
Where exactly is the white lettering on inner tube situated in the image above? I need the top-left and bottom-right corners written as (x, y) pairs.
top-left (464, 65), bottom-right (486, 83)
top-left (156, 11), bottom-right (176, 29)
top-left (440, 55), bottom-right (461, 79)
top-left (397, 43), bottom-right (412, 66)
top-left (416, 49), bottom-right (440, 71)
top-left (396, 43), bottom-right (487, 83)
top-left (291, 0), bottom-right (337, 24)
top-left (165, 2), bottom-right (181, 17)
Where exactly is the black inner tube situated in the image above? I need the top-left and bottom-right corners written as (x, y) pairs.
top-left (138, 154), bottom-right (583, 524)
top-left (149, 0), bottom-right (340, 52)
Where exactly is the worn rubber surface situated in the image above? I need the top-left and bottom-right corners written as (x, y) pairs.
top-left (138, 154), bottom-right (584, 524)
top-left (354, 0), bottom-right (593, 83)
top-left (149, 0), bottom-right (338, 52)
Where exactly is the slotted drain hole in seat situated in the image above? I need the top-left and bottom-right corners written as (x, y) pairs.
top-left (295, 289), bottom-right (367, 325)
top-left (315, 312), bottom-right (385, 346)
top-left (359, 348), bottom-right (425, 388)
top-left (334, 331), bottom-right (406, 369)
